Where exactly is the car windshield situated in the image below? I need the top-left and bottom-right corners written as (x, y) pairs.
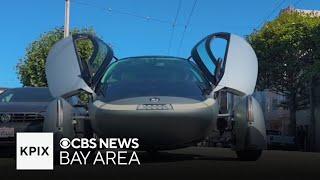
top-left (0, 88), bottom-right (53, 103)
top-left (99, 57), bottom-right (211, 102)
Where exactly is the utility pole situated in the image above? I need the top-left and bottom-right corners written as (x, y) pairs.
top-left (64, 0), bottom-right (70, 38)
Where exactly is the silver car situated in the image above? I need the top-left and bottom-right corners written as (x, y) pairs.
top-left (45, 32), bottom-right (267, 161)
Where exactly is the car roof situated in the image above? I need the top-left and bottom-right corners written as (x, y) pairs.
top-left (11, 87), bottom-right (48, 90)
top-left (7, 87), bottom-right (50, 93)
top-left (119, 56), bottom-right (188, 61)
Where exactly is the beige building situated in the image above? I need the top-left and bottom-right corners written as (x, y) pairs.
top-left (281, 6), bottom-right (320, 17)
top-left (253, 90), bottom-right (290, 135)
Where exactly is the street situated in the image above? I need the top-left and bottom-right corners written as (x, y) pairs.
top-left (1, 147), bottom-right (320, 180)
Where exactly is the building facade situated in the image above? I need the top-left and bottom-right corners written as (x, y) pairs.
top-left (253, 90), bottom-right (290, 134)
top-left (281, 6), bottom-right (320, 17)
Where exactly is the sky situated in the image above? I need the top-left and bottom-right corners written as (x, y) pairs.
top-left (0, 0), bottom-right (319, 88)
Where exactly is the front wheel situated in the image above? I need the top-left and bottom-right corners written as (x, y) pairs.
top-left (236, 150), bottom-right (262, 161)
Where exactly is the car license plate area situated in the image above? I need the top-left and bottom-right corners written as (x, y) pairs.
top-left (0, 127), bottom-right (15, 138)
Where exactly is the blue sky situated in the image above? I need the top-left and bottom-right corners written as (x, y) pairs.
top-left (0, 0), bottom-right (319, 87)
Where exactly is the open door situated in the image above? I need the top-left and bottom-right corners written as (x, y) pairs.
top-left (46, 34), bottom-right (114, 97)
top-left (191, 32), bottom-right (258, 96)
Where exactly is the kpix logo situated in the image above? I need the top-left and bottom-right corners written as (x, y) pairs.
top-left (16, 133), bottom-right (53, 170)
top-left (20, 146), bottom-right (50, 156)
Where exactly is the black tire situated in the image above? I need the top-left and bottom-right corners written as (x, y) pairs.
top-left (236, 150), bottom-right (262, 161)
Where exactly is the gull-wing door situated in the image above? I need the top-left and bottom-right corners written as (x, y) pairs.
top-left (191, 32), bottom-right (258, 96)
top-left (46, 34), bottom-right (114, 97)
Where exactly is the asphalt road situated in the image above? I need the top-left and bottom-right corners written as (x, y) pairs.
top-left (1, 147), bottom-right (320, 180)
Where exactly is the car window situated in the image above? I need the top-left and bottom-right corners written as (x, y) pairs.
top-left (102, 58), bottom-right (209, 84)
top-left (99, 58), bottom-right (211, 102)
top-left (1, 93), bottom-right (13, 103)
top-left (0, 88), bottom-right (53, 102)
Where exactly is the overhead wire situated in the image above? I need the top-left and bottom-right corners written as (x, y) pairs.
top-left (256, 0), bottom-right (287, 29)
top-left (177, 0), bottom-right (198, 56)
top-left (168, 0), bottom-right (182, 55)
top-left (71, 0), bottom-right (175, 25)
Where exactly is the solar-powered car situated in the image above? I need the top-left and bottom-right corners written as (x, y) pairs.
top-left (44, 32), bottom-right (266, 160)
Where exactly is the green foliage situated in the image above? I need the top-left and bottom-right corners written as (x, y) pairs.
top-left (249, 11), bottom-right (320, 134)
top-left (249, 12), bottom-right (320, 92)
top-left (17, 27), bottom-right (96, 87)
top-left (249, 12), bottom-right (320, 102)
top-left (306, 23), bottom-right (320, 78)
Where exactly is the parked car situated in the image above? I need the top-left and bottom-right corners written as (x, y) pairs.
top-left (266, 130), bottom-right (296, 150)
top-left (0, 87), bottom-right (87, 155)
top-left (0, 87), bottom-right (54, 154)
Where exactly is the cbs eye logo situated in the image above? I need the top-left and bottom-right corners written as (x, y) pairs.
top-left (58, 138), bottom-right (97, 149)
top-left (59, 138), bottom-right (71, 149)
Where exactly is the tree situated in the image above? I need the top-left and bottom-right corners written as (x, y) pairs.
top-left (248, 11), bottom-right (320, 135)
top-left (17, 27), bottom-right (96, 87)
top-left (309, 23), bottom-right (320, 151)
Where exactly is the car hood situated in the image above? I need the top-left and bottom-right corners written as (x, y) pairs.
top-left (0, 102), bottom-right (49, 113)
